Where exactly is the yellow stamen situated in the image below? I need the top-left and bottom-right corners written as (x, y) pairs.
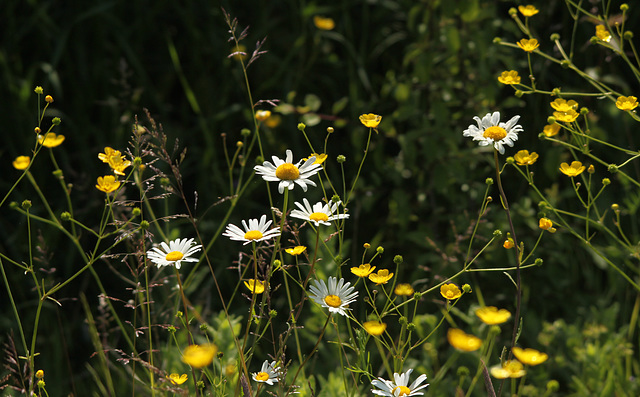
top-left (483, 126), bottom-right (507, 141)
top-left (255, 372), bottom-right (270, 381)
top-left (309, 212), bottom-right (329, 222)
top-left (392, 385), bottom-right (411, 396)
top-left (165, 251), bottom-right (184, 261)
top-left (275, 163), bottom-right (300, 180)
top-left (324, 294), bottom-right (342, 308)
top-left (244, 230), bottom-right (264, 240)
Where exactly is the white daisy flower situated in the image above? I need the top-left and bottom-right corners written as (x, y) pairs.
top-left (462, 111), bottom-right (523, 155)
top-left (252, 360), bottom-right (281, 385)
top-left (290, 198), bottom-right (349, 226)
top-left (371, 369), bottom-right (429, 396)
top-left (308, 276), bottom-right (358, 317)
top-left (146, 238), bottom-right (202, 269)
top-left (254, 149), bottom-right (323, 194)
top-left (222, 215), bottom-right (281, 245)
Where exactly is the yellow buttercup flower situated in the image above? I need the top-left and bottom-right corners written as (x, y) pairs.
top-left (181, 344), bottom-right (218, 368)
top-left (476, 306), bottom-right (511, 325)
top-left (255, 110), bottom-right (271, 121)
top-left (36, 370), bottom-right (44, 379)
top-left (12, 156), bottom-right (31, 170)
top-left (550, 98), bottom-right (579, 112)
top-left (512, 347), bottom-right (549, 366)
top-left (37, 133), bottom-right (65, 148)
top-left (539, 217), bottom-right (553, 230)
top-left (553, 109), bottom-right (579, 123)
top-left (440, 283), bottom-right (462, 300)
top-left (517, 38), bottom-right (539, 52)
top-left (518, 5), bottom-right (539, 17)
top-left (304, 153), bottom-right (328, 165)
top-left (167, 373), bottom-right (188, 385)
top-left (595, 25), bottom-right (611, 42)
top-left (616, 96), bottom-right (638, 111)
top-left (447, 328), bottom-right (482, 352)
top-left (394, 283), bottom-right (414, 296)
top-left (351, 263), bottom-right (376, 278)
top-left (503, 238), bottom-right (515, 249)
top-left (313, 16), bottom-right (335, 30)
top-left (363, 321), bottom-right (387, 336)
top-left (513, 150), bottom-right (539, 166)
top-left (543, 123), bottom-right (561, 137)
top-left (490, 360), bottom-right (526, 379)
top-left (285, 246), bottom-right (307, 256)
top-left (497, 70), bottom-right (521, 85)
top-left (368, 269), bottom-right (393, 285)
top-left (244, 279), bottom-right (266, 294)
top-left (96, 175), bottom-right (121, 194)
top-left (359, 113), bottom-right (382, 128)
top-left (559, 161), bottom-right (586, 177)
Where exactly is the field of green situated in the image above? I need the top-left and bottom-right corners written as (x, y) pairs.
top-left (2, 1), bottom-right (640, 396)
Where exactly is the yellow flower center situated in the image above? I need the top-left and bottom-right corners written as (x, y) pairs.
top-left (324, 294), bottom-right (342, 308)
top-left (275, 163), bottom-right (300, 180)
top-left (309, 212), bottom-right (329, 222)
top-left (165, 251), bottom-right (184, 261)
top-left (244, 230), bottom-right (264, 240)
top-left (483, 126), bottom-right (507, 141)
top-left (392, 385), bottom-right (411, 396)
top-left (255, 372), bottom-right (270, 381)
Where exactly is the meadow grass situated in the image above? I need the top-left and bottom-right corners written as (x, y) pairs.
top-left (1, 1), bottom-right (640, 396)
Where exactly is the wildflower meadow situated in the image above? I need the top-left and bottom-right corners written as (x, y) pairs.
top-left (3, 1), bottom-right (640, 396)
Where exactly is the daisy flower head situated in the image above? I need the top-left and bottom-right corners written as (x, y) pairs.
top-left (254, 149), bottom-right (323, 194)
top-left (290, 198), bottom-right (349, 227)
top-left (252, 360), bottom-right (281, 385)
top-left (463, 111), bottom-right (523, 154)
top-left (222, 215), bottom-right (281, 245)
top-left (147, 238), bottom-right (202, 269)
top-left (309, 276), bottom-right (358, 317)
top-left (371, 369), bottom-right (429, 396)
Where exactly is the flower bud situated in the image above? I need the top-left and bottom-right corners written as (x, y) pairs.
top-left (337, 155), bottom-right (346, 163)
top-left (393, 255), bottom-right (403, 265)
top-left (297, 122), bottom-right (306, 131)
top-left (547, 116), bottom-right (556, 124)
top-left (45, 95), bottom-right (54, 103)
top-left (550, 33), bottom-right (560, 41)
top-left (61, 211), bottom-right (72, 221)
top-left (35, 127), bottom-right (41, 134)
top-left (485, 177), bottom-right (494, 185)
top-left (493, 230), bottom-right (503, 238)
top-left (515, 90), bottom-right (524, 97)
top-left (462, 284), bottom-right (472, 293)
top-left (508, 7), bottom-right (517, 16)
top-left (611, 203), bottom-right (619, 211)
top-left (624, 31), bottom-right (634, 40)
top-left (376, 246), bottom-right (384, 254)
top-left (535, 258), bottom-right (544, 266)
top-left (363, 243), bottom-right (371, 249)
top-left (132, 208), bottom-right (141, 216)
top-left (327, 126), bottom-right (334, 133)
top-left (270, 309), bottom-right (277, 318)
top-left (199, 323), bottom-right (208, 331)
top-left (52, 117), bottom-right (61, 125)
top-left (560, 60), bottom-right (570, 69)
top-left (620, 3), bottom-right (629, 11)
top-left (493, 37), bottom-right (502, 44)
top-left (140, 220), bottom-right (150, 230)
top-left (241, 128), bottom-right (251, 136)
top-left (34, 86), bottom-right (44, 94)
top-left (22, 200), bottom-right (32, 210)
top-left (602, 178), bottom-right (611, 185)
top-left (36, 370), bottom-right (44, 379)
top-left (608, 164), bottom-right (619, 173)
